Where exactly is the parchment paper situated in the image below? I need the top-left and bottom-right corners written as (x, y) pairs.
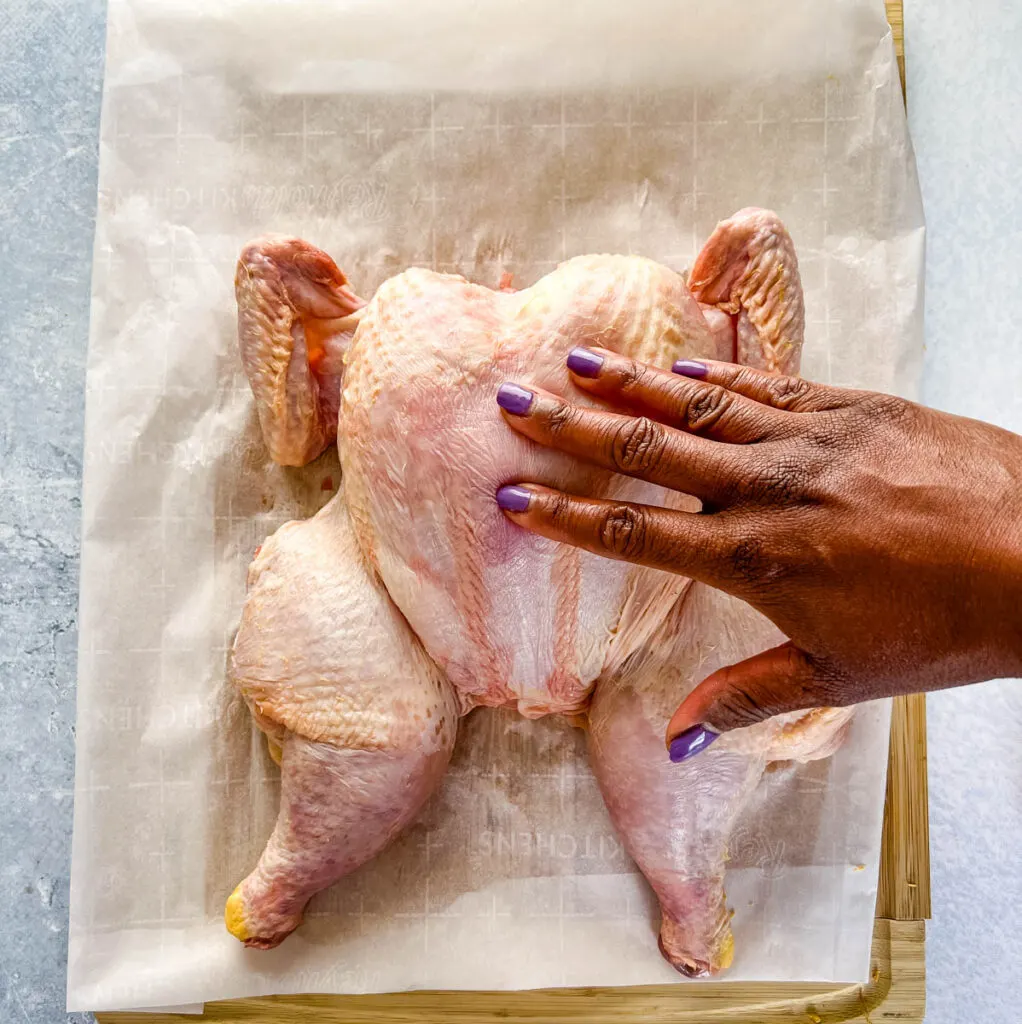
top-left (68, 0), bottom-right (924, 1012)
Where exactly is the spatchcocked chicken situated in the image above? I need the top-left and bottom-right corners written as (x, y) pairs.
top-left (226, 209), bottom-right (853, 976)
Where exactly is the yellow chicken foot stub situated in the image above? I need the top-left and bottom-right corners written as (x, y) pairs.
top-left (718, 930), bottom-right (736, 971)
top-left (224, 884), bottom-right (250, 943)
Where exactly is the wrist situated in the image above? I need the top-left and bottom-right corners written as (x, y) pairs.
top-left (974, 493), bottom-right (1022, 680)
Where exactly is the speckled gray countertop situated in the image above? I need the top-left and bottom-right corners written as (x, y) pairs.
top-left (0, 2), bottom-right (1018, 1022)
top-left (1, 2), bottom-right (105, 1022)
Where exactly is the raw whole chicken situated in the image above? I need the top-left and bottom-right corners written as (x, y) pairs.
top-left (225, 209), bottom-right (853, 976)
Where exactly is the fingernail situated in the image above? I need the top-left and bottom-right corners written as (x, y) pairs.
top-left (566, 347), bottom-right (605, 378)
top-left (672, 359), bottom-right (709, 379)
top-left (668, 725), bottom-right (719, 763)
top-left (496, 383), bottom-right (535, 416)
top-left (496, 485), bottom-right (532, 513)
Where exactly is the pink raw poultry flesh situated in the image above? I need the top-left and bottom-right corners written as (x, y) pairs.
top-left (226, 209), bottom-right (853, 975)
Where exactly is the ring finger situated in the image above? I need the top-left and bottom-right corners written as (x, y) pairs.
top-left (494, 484), bottom-right (746, 592)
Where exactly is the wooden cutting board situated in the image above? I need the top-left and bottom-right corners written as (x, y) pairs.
top-left (100, 5), bottom-right (926, 1022)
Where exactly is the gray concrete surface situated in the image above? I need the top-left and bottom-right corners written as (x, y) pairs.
top-left (0, 2), bottom-right (105, 1022)
top-left (0, 1), bottom-right (1019, 1021)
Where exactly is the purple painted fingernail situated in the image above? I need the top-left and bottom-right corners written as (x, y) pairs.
top-left (496, 485), bottom-right (532, 513)
top-left (496, 383), bottom-right (535, 416)
top-left (668, 725), bottom-right (719, 763)
top-left (566, 347), bottom-right (605, 378)
top-left (672, 359), bottom-right (709, 379)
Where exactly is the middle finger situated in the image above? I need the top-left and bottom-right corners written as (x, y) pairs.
top-left (497, 382), bottom-right (746, 504)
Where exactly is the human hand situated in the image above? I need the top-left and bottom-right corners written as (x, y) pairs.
top-left (494, 347), bottom-right (1022, 755)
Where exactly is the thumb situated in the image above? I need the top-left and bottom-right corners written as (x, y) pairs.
top-left (665, 643), bottom-right (828, 763)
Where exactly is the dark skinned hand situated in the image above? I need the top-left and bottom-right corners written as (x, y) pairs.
top-left (494, 347), bottom-right (1022, 756)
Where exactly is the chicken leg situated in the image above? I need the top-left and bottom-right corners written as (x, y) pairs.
top-left (226, 494), bottom-right (458, 947)
top-left (588, 211), bottom-right (849, 975)
top-left (589, 583), bottom-right (853, 975)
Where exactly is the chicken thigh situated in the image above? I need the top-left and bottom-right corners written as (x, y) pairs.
top-left (227, 209), bottom-right (852, 970)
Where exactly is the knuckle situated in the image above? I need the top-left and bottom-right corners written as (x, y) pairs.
top-left (597, 504), bottom-right (650, 559)
top-left (805, 414), bottom-right (846, 451)
top-left (722, 530), bottom-right (790, 588)
top-left (546, 490), bottom-right (577, 529)
top-left (616, 359), bottom-right (656, 396)
top-left (811, 674), bottom-right (855, 709)
top-left (748, 453), bottom-right (813, 504)
top-left (791, 658), bottom-right (850, 708)
top-left (763, 374), bottom-right (814, 410)
top-left (727, 536), bottom-right (766, 582)
top-left (709, 687), bottom-right (773, 729)
top-left (832, 393), bottom-right (920, 459)
top-left (680, 386), bottom-right (732, 432)
top-left (729, 367), bottom-right (762, 394)
top-left (544, 401), bottom-right (577, 438)
top-left (859, 392), bottom-right (916, 429)
top-left (610, 416), bottom-right (668, 475)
